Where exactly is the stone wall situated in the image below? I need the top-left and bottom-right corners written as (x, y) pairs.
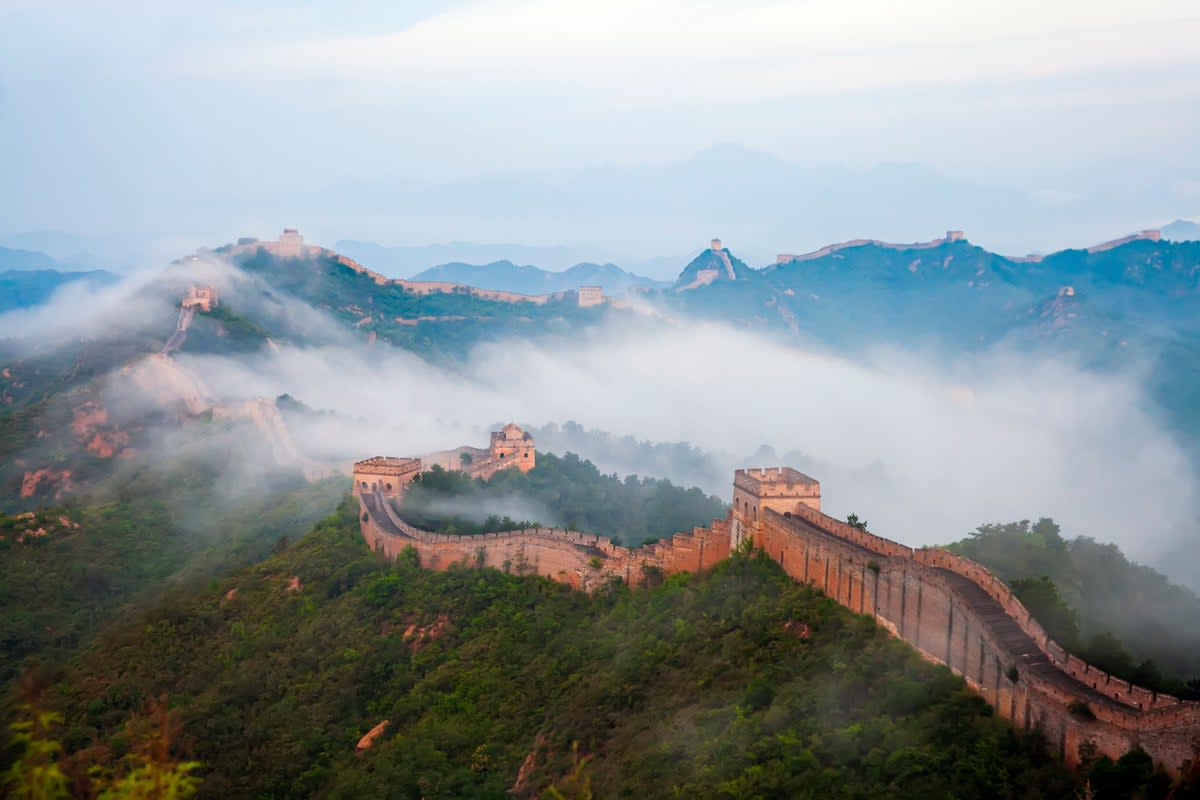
top-left (352, 463), bottom-right (1200, 776)
top-left (775, 231), bottom-right (965, 264)
top-left (357, 487), bottom-right (729, 591)
top-left (741, 505), bottom-right (1200, 775)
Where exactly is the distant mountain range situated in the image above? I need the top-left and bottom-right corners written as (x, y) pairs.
top-left (1163, 219), bottom-right (1200, 241)
top-left (0, 267), bottom-right (117, 313)
top-left (285, 144), bottom-right (1200, 259)
top-left (409, 259), bottom-right (668, 295)
top-left (334, 239), bottom-right (689, 281)
top-left (667, 233), bottom-right (1200, 344)
top-left (0, 246), bottom-right (59, 272)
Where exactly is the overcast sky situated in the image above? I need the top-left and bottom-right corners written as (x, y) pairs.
top-left (2, 1), bottom-right (1199, 256)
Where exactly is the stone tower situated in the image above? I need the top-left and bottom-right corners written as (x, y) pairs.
top-left (353, 456), bottom-right (422, 499)
top-left (275, 228), bottom-right (304, 257)
top-left (489, 423), bottom-right (536, 473)
top-left (730, 467), bottom-right (820, 548)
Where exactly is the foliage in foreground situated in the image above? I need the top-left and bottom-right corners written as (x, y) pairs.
top-left (20, 497), bottom-right (1181, 799)
top-left (5, 681), bottom-right (199, 800)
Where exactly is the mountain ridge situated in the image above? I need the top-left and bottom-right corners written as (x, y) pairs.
top-left (410, 259), bottom-right (668, 295)
top-left (0, 267), bottom-right (119, 313)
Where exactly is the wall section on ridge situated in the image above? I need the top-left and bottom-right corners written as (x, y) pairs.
top-left (352, 461), bottom-right (1200, 776)
top-left (357, 487), bottom-right (731, 591)
top-left (743, 506), bottom-right (1200, 775)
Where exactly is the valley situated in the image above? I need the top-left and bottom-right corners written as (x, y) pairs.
top-left (2, 225), bottom-right (1200, 798)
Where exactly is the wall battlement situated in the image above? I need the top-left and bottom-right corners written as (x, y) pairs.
top-left (775, 230), bottom-right (968, 265)
top-left (353, 459), bottom-right (1200, 775)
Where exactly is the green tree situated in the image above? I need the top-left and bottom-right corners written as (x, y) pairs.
top-left (1012, 576), bottom-right (1082, 651)
top-left (4, 692), bottom-right (68, 800)
top-left (97, 695), bottom-right (200, 800)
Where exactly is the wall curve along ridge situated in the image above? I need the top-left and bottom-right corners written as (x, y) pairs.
top-left (353, 460), bottom-right (1200, 776)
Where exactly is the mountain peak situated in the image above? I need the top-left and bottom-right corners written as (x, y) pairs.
top-left (673, 239), bottom-right (756, 290)
top-left (1161, 219), bottom-right (1200, 242)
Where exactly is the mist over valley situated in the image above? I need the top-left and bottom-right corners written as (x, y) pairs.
top-left (4, 3), bottom-right (1200, 796)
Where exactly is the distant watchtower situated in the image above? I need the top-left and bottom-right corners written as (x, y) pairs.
top-left (577, 286), bottom-right (604, 308)
top-left (275, 228), bottom-right (305, 257)
top-left (710, 238), bottom-right (723, 251)
top-left (489, 423), bottom-right (536, 473)
top-left (731, 467), bottom-right (821, 547)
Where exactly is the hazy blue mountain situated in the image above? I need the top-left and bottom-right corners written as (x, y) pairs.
top-left (1162, 219), bottom-right (1200, 241)
top-left (409, 259), bottom-right (668, 294)
top-left (0, 246), bottom-right (57, 271)
top-left (673, 244), bottom-right (757, 289)
top-left (0, 268), bottom-right (118, 313)
top-left (297, 145), bottom-right (1200, 260)
top-left (334, 240), bottom-right (616, 277)
top-left (671, 237), bottom-right (1200, 338)
top-left (0, 230), bottom-right (181, 273)
top-left (0, 231), bottom-right (94, 258)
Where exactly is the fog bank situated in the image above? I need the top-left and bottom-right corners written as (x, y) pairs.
top-left (176, 316), bottom-right (1196, 575)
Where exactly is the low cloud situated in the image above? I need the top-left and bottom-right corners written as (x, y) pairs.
top-left (171, 311), bottom-right (1195, 576)
top-left (0, 266), bottom-right (172, 350)
top-left (9, 254), bottom-right (1194, 585)
top-left (409, 493), bottom-right (559, 530)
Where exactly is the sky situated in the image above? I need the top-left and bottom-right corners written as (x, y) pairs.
top-left (2, 1), bottom-right (1199, 261)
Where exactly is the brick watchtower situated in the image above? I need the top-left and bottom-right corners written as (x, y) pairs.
top-left (731, 467), bottom-right (821, 548)
top-left (353, 456), bottom-right (422, 499)
top-left (489, 423), bottom-right (536, 473)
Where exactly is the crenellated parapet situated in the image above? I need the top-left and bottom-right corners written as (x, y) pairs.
top-left (357, 484), bottom-right (730, 591)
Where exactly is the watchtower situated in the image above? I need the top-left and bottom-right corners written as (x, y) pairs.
top-left (489, 423), bottom-right (536, 473)
top-left (353, 456), bottom-right (422, 499)
top-left (276, 228), bottom-right (305, 257)
top-left (731, 467), bottom-right (821, 548)
top-left (577, 286), bottom-right (604, 308)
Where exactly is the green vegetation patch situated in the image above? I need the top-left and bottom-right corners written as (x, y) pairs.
top-left (0, 474), bottom-right (347, 688)
top-left (25, 497), bottom-right (1103, 800)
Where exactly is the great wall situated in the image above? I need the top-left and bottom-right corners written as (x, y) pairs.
top-left (354, 428), bottom-right (1200, 777)
top-left (225, 230), bottom-right (607, 309)
top-left (774, 228), bottom-right (1164, 266)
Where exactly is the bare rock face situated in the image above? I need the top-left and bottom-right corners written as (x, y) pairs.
top-left (355, 720), bottom-right (389, 752)
top-left (19, 468), bottom-right (73, 499)
top-left (2, 511), bottom-right (82, 543)
top-left (72, 401), bottom-right (129, 458)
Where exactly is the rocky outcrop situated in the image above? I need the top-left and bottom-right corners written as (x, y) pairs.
top-left (19, 468), bottom-right (73, 499)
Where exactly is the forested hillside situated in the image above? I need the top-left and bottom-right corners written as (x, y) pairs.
top-left (19, 497), bottom-right (1189, 800)
top-left (0, 470), bottom-right (346, 688)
